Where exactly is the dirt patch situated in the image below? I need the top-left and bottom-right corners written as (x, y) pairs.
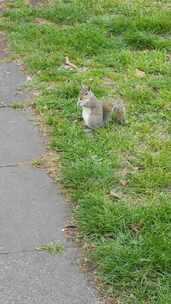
top-left (63, 224), bottom-right (78, 240)
top-left (0, 32), bottom-right (8, 57)
top-left (29, 0), bottom-right (44, 5)
top-left (27, 0), bottom-right (51, 6)
top-left (34, 17), bottom-right (56, 26)
top-left (104, 298), bottom-right (121, 304)
top-left (0, 2), bottom-right (6, 13)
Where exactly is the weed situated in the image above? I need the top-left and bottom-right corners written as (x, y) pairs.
top-left (11, 102), bottom-right (25, 109)
top-left (32, 159), bottom-right (44, 168)
top-left (36, 242), bottom-right (64, 254)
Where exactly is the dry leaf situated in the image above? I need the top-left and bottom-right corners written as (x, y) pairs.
top-left (135, 68), bottom-right (145, 78)
top-left (105, 297), bottom-right (121, 304)
top-left (64, 56), bottom-right (78, 70)
top-left (27, 75), bottom-right (32, 81)
top-left (102, 76), bottom-right (116, 87)
top-left (120, 180), bottom-right (128, 187)
top-left (34, 18), bottom-right (52, 25)
top-left (167, 53), bottom-right (171, 62)
top-left (110, 190), bottom-right (122, 199)
top-left (63, 224), bottom-right (77, 239)
top-left (129, 222), bottom-right (143, 233)
top-left (79, 67), bottom-right (88, 72)
top-left (32, 91), bottom-right (40, 97)
top-left (64, 224), bottom-right (77, 229)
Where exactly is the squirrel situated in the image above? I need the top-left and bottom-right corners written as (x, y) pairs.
top-left (77, 85), bottom-right (126, 129)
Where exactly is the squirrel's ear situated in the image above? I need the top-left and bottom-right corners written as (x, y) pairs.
top-left (80, 84), bottom-right (91, 92)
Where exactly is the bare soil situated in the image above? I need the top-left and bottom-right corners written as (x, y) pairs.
top-left (27, 0), bottom-right (47, 6)
top-left (0, 32), bottom-right (8, 57)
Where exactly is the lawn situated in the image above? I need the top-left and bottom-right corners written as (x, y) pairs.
top-left (1, 0), bottom-right (171, 302)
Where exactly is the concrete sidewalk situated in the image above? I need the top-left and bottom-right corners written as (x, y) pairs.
top-left (0, 60), bottom-right (99, 303)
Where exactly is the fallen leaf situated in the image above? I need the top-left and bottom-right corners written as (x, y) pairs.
top-left (105, 297), bottom-right (120, 304)
top-left (64, 56), bottom-right (78, 70)
top-left (27, 75), bottom-right (32, 81)
top-left (135, 68), bottom-right (145, 78)
top-left (34, 17), bottom-right (51, 25)
top-left (32, 91), bottom-right (40, 97)
top-left (110, 190), bottom-right (122, 199)
top-left (129, 222), bottom-right (143, 233)
top-left (102, 76), bottom-right (117, 88)
top-left (64, 224), bottom-right (77, 229)
top-left (120, 180), bottom-right (128, 187)
top-left (63, 224), bottom-right (77, 239)
top-left (167, 53), bottom-right (171, 62)
top-left (79, 67), bottom-right (88, 72)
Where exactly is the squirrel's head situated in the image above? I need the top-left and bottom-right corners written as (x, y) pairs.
top-left (77, 85), bottom-right (94, 108)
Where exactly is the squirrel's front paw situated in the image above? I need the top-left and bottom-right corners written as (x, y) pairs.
top-left (77, 100), bottom-right (85, 108)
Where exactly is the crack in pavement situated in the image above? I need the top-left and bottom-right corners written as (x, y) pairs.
top-left (0, 249), bottom-right (37, 255)
top-left (0, 163), bottom-right (20, 168)
top-left (0, 161), bottom-right (34, 168)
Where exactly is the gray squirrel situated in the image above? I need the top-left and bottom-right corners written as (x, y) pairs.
top-left (77, 86), bottom-right (126, 129)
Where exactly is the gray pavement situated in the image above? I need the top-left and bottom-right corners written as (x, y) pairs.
top-left (0, 251), bottom-right (97, 304)
top-left (0, 61), bottom-right (99, 303)
top-left (0, 62), bottom-right (30, 105)
top-left (0, 108), bottom-right (44, 164)
top-left (0, 166), bottom-right (66, 252)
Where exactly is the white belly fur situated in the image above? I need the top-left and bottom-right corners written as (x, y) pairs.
top-left (82, 107), bottom-right (91, 127)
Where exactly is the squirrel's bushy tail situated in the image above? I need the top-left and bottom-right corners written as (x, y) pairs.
top-left (112, 98), bottom-right (126, 124)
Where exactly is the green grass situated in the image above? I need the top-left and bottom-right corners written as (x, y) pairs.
top-left (36, 242), bottom-right (64, 254)
top-left (11, 102), bottom-right (25, 109)
top-left (32, 159), bottom-right (44, 168)
top-left (1, 0), bottom-right (171, 302)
